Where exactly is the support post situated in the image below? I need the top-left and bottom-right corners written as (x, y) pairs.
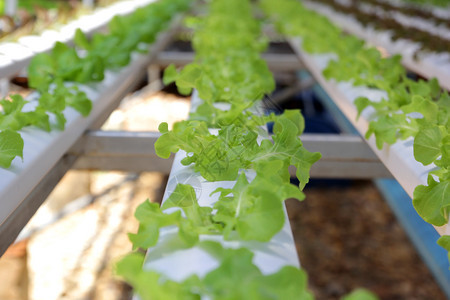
top-left (82, 0), bottom-right (95, 9)
top-left (4, 0), bottom-right (17, 16)
top-left (0, 78), bottom-right (9, 98)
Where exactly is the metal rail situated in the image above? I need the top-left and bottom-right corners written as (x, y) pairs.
top-left (70, 130), bottom-right (391, 178)
top-left (154, 51), bottom-right (305, 72)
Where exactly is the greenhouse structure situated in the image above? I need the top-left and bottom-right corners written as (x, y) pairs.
top-left (0, 0), bottom-right (449, 299)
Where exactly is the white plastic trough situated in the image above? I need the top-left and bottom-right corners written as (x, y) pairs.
top-left (142, 91), bottom-right (300, 289)
top-left (0, 16), bottom-right (180, 252)
top-left (0, 0), bottom-right (159, 79)
top-left (289, 38), bottom-right (447, 235)
top-left (303, 0), bottom-right (450, 91)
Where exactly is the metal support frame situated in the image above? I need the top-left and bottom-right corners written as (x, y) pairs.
top-left (0, 16), bottom-right (181, 257)
top-left (303, 134), bottom-right (392, 178)
top-left (147, 64), bottom-right (162, 89)
top-left (71, 131), bottom-right (173, 172)
top-left (154, 51), bottom-right (305, 72)
top-left (270, 78), bottom-right (315, 104)
top-left (5, 128), bottom-right (391, 256)
top-left (0, 6), bottom-right (445, 297)
top-left (0, 155), bottom-right (77, 256)
top-left (68, 130), bottom-right (391, 179)
top-left (0, 40), bottom-right (391, 258)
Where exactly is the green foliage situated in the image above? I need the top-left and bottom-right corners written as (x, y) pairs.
top-left (401, 0), bottom-right (450, 7)
top-left (160, 117), bottom-right (313, 237)
top-left (0, 95), bottom-right (45, 131)
top-left (0, 0), bottom-right (190, 168)
top-left (128, 200), bottom-right (181, 249)
top-left (212, 163), bottom-right (296, 241)
top-left (34, 81), bottom-right (93, 130)
top-left (15, 0), bottom-right (65, 11)
top-left (262, 0), bottom-right (450, 263)
top-left (115, 242), bottom-right (314, 300)
top-left (202, 245), bottom-right (313, 299)
top-left (0, 130), bottom-right (23, 168)
top-left (129, 184), bottom-right (219, 250)
top-left (28, 53), bottom-right (54, 92)
top-left (413, 126), bottom-right (444, 166)
top-left (163, 0), bottom-right (274, 108)
top-left (155, 110), bottom-right (320, 184)
top-left (214, 171), bottom-right (285, 241)
top-left (129, 158), bottom-right (309, 245)
top-left (341, 289), bottom-right (379, 300)
top-left (115, 252), bottom-right (201, 300)
top-left (437, 236), bottom-right (450, 268)
top-left (28, 41), bottom-right (105, 88)
top-left (121, 0), bottom-right (320, 298)
top-left (154, 120), bottom-right (213, 160)
top-left (413, 176), bottom-right (450, 226)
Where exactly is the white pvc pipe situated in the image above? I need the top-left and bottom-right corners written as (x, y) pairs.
top-left (0, 78), bottom-right (9, 98)
top-left (0, 0), bottom-right (158, 80)
top-left (289, 38), bottom-right (434, 199)
top-left (0, 20), bottom-right (179, 241)
top-left (82, 0), bottom-right (95, 9)
top-left (302, 0), bottom-right (450, 91)
top-left (4, 0), bottom-right (17, 16)
top-left (143, 91), bottom-right (301, 282)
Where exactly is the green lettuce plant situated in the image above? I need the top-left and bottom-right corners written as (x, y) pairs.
top-left (261, 0), bottom-right (450, 267)
top-left (0, 0), bottom-right (190, 168)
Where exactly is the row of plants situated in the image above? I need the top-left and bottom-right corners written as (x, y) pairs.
top-left (0, 0), bottom-right (71, 13)
top-left (0, 0), bottom-right (190, 169)
top-left (308, 0), bottom-right (450, 54)
top-left (355, 0), bottom-right (450, 27)
top-left (116, 0), bottom-right (379, 299)
top-left (0, 3), bottom-right (74, 40)
top-left (117, 0), bottom-right (315, 298)
top-left (13, 0), bottom-right (122, 12)
top-left (0, 0), bottom-right (98, 41)
top-left (401, 0), bottom-right (450, 8)
top-left (261, 0), bottom-right (450, 264)
top-left (0, 0), bottom-right (133, 41)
